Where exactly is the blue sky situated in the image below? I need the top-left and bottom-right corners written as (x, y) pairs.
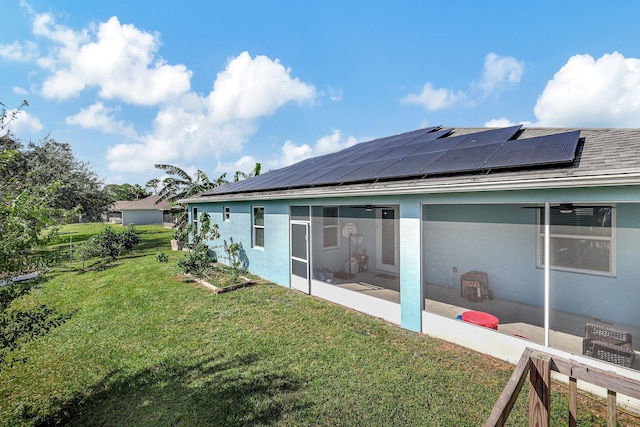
top-left (3, 1), bottom-right (640, 186)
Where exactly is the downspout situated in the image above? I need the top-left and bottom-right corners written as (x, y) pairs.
top-left (544, 202), bottom-right (550, 347)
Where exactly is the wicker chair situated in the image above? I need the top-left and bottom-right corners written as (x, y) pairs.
top-left (582, 322), bottom-right (635, 368)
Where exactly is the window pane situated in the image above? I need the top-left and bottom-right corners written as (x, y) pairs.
top-left (292, 259), bottom-right (308, 279)
top-left (323, 206), bottom-right (338, 226)
top-left (291, 206), bottom-right (310, 221)
top-left (323, 226), bottom-right (338, 248)
top-left (543, 237), bottom-right (611, 272)
top-left (291, 224), bottom-right (307, 260)
top-left (542, 207), bottom-right (612, 237)
top-left (254, 227), bottom-right (264, 247)
top-left (254, 207), bottom-right (264, 226)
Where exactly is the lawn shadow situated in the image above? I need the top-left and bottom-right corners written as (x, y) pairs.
top-left (75, 261), bottom-right (120, 274)
top-left (135, 235), bottom-right (173, 252)
top-left (24, 353), bottom-right (307, 426)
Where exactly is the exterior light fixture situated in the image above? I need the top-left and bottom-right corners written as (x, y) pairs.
top-left (559, 203), bottom-right (573, 214)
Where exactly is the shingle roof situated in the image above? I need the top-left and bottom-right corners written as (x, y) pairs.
top-left (112, 195), bottom-right (171, 211)
top-left (186, 126), bottom-right (640, 201)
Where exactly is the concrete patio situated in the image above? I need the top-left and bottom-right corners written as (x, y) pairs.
top-left (329, 271), bottom-right (639, 370)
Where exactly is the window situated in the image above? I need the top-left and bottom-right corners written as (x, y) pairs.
top-left (253, 206), bottom-right (265, 248)
top-left (224, 206), bottom-right (230, 221)
top-left (192, 207), bottom-right (198, 233)
top-left (538, 205), bottom-right (615, 275)
top-left (323, 206), bottom-right (339, 249)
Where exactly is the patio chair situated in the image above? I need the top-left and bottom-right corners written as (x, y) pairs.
top-left (582, 322), bottom-right (635, 368)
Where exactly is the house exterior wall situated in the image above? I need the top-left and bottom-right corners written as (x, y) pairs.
top-left (190, 201), bottom-right (290, 286)
top-left (187, 184), bottom-right (640, 345)
top-left (121, 209), bottom-right (164, 226)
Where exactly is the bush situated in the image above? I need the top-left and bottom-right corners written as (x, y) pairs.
top-left (156, 253), bottom-right (169, 263)
top-left (92, 225), bottom-right (141, 260)
top-left (177, 246), bottom-right (212, 278)
top-left (177, 212), bottom-right (219, 278)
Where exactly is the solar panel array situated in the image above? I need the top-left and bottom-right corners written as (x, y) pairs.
top-left (202, 126), bottom-right (581, 196)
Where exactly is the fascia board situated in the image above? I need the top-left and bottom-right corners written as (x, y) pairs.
top-left (179, 171), bottom-right (640, 203)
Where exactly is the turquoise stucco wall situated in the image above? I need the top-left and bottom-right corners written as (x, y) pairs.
top-left (188, 184), bottom-right (640, 330)
top-left (399, 202), bottom-right (422, 332)
top-left (191, 201), bottom-right (290, 286)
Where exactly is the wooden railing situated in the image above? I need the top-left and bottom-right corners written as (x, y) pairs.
top-left (484, 347), bottom-right (640, 426)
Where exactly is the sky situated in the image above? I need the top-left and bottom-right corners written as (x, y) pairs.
top-left (2, 1), bottom-right (640, 186)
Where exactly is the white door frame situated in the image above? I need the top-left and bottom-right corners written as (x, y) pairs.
top-left (375, 206), bottom-right (400, 274)
top-left (290, 220), bottom-right (311, 293)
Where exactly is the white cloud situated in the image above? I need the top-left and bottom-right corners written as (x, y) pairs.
top-left (314, 129), bottom-right (358, 155)
top-left (266, 129), bottom-right (358, 169)
top-left (33, 13), bottom-right (191, 104)
top-left (9, 6), bottom-right (317, 174)
top-left (327, 85), bottom-right (343, 102)
top-left (215, 155), bottom-right (260, 179)
top-left (105, 52), bottom-right (316, 172)
top-left (403, 52), bottom-right (523, 111)
top-left (65, 102), bottom-right (138, 138)
top-left (483, 117), bottom-right (532, 128)
top-left (477, 52), bottom-right (523, 94)
top-left (534, 52), bottom-right (640, 127)
top-left (0, 40), bottom-right (39, 61)
top-left (207, 51), bottom-right (316, 122)
top-left (484, 118), bottom-right (517, 127)
top-left (2, 108), bottom-right (42, 134)
top-left (401, 82), bottom-right (466, 111)
top-left (13, 86), bottom-right (29, 95)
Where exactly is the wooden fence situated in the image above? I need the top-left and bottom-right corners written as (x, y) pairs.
top-left (484, 347), bottom-right (640, 426)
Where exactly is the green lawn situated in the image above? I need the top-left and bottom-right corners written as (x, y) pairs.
top-left (1, 224), bottom-right (636, 426)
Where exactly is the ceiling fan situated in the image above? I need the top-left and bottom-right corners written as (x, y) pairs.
top-left (522, 203), bottom-right (614, 213)
top-left (347, 204), bottom-right (391, 212)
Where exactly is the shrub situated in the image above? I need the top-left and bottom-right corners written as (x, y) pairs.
top-left (177, 246), bottom-right (212, 278)
top-left (178, 212), bottom-right (219, 278)
top-left (92, 225), bottom-right (141, 260)
top-left (156, 253), bottom-right (169, 263)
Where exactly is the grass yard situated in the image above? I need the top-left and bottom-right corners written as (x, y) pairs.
top-left (1, 224), bottom-right (638, 426)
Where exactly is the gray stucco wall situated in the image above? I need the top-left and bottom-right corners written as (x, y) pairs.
top-left (121, 210), bottom-right (164, 226)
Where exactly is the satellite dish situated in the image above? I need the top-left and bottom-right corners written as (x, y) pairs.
top-left (342, 222), bottom-right (357, 237)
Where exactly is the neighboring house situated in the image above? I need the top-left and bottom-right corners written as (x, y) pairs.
top-left (111, 195), bottom-right (175, 227)
top-left (181, 126), bottom-right (640, 391)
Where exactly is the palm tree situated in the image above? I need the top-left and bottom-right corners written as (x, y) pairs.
top-left (154, 164), bottom-right (227, 232)
top-left (145, 178), bottom-right (161, 194)
top-left (233, 162), bottom-right (261, 182)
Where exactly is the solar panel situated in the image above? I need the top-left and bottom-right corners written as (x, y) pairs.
top-left (354, 146), bottom-right (398, 162)
top-left (336, 158), bottom-right (402, 182)
top-left (376, 126), bottom-right (439, 147)
top-left (412, 134), bottom-right (468, 153)
top-left (296, 166), bottom-right (346, 186)
top-left (197, 126), bottom-right (582, 196)
top-left (404, 129), bottom-right (452, 146)
top-left (372, 130), bottom-right (453, 161)
top-left (375, 151), bottom-right (446, 179)
top-left (454, 125), bottom-right (521, 148)
top-left (483, 131), bottom-right (580, 170)
top-left (423, 143), bottom-right (504, 174)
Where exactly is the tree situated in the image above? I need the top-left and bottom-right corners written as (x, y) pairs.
top-left (145, 178), bottom-right (161, 194)
top-left (91, 224), bottom-right (141, 260)
top-left (154, 164), bottom-right (227, 232)
top-left (104, 183), bottom-right (150, 202)
top-left (0, 101), bottom-right (74, 367)
top-left (233, 162), bottom-right (261, 182)
top-left (30, 139), bottom-right (112, 220)
top-left (177, 212), bottom-right (219, 278)
top-left (1, 102), bottom-right (67, 279)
